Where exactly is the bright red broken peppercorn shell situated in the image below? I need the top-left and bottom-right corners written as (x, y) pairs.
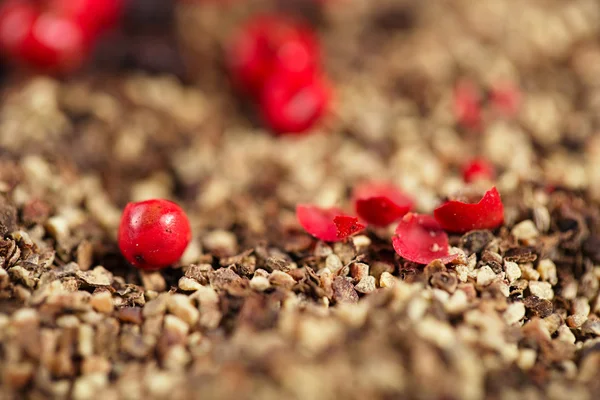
top-left (462, 158), bottom-right (496, 183)
top-left (392, 213), bottom-right (456, 265)
top-left (227, 14), bottom-right (320, 97)
top-left (433, 187), bottom-right (504, 233)
top-left (259, 72), bottom-right (330, 134)
top-left (352, 181), bottom-right (414, 227)
top-left (296, 204), bottom-right (364, 242)
top-left (118, 199), bottom-right (192, 271)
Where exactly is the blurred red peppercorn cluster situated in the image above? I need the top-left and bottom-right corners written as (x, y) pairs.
top-left (0, 0), bottom-right (122, 73)
top-left (227, 14), bottom-right (330, 135)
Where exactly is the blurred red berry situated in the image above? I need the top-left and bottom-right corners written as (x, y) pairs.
top-left (0, 1), bottom-right (37, 58)
top-left (19, 12), bottom-right (90, 73)
top-left (227, 14), bottom-right (320, 96)
top-left (434, 187), bottom-right (504, 233)
top-left (462, 158), bottom-right (495, 183)
top-left (46, 0), bottom-right (123, 39)
top-left (453, 79), bottom-right (482, 130)
top-left (118, 199), bottom-right (192, 271)
top-left (259, 72), bottom-right (330, 134)
top-left (490, 82), bottom-right (521, 118)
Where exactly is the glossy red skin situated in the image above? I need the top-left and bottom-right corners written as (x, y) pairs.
top-left (118, 199), bottom-right (192, 270)
top-left (296, 204), bottom-right (361, 242)
top-left (462, 158), bottom-right (496, 183)
top-left (392, 213), bottom-right (456, 265)
top-left (352, 182), bottom-right (414, 226)
top-left (259, 72), bottom-right (329, 134)
top-left (453, 80), bottom-right (481, 130)
top-left (433, 187), bottom-right (504, 233)
top-left (227, 14), bottom-right (320, 96)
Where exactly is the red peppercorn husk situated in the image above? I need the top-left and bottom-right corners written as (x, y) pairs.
top-left (453, 79), bottom-right (482, 130)
top-left (227, 14), bottom-right (320, 97)
top-left (392, 213), bottom-right (457, 265)
top-left (259, 72), bottom-right (330, 134)
top-left (118, 199), bottom-right (192, 270)
top-left (433, 187), bottom-right (504, 233)
top-left (333, 215), bottom-right (365, 238)
top-left (462, 158), bottom-right (496, 183)
top-left (352, 182), bottom-right (413, 227)
top-left (296, 204), bottom-right (363, 242)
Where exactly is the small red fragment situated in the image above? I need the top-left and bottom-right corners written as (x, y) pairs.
top-left (392, 213), bottom-right (456, 265)
top-left (453, 79), bottom-right (482, 130)
top-left (259, 72), bottom-right (330, 134)
top-left (462, 158), bottom-right (496, 183)
top-left (433, 187), bottom-right (504, 233)
top-left (296, 204), bottom-right (362, 242)
top-left (333, 215), bottom-right (365, 238)
top-left (118, 199), bottom-right (192, 270)
top-left (227, 14), bottom-right (320, 97)
top-left (352, 182), bottom-right (414, 227)
top-left (490, 82), bottom-right (521, 118)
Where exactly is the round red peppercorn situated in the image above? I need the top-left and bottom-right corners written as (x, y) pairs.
top-left (118, 199), bottom-right (192, 270)
top-left (18, 12), bottom-right (90, 73)
top-left (259, 72), bottom-right (330, 134)
top-left (462, 158), bottom-right (496, 183)
top-left (46, 0), bottom-right (123, 38)
top-left (0, 1), bottom-right (38, 58)
top-left (227, 14), bottom-right (320, 96)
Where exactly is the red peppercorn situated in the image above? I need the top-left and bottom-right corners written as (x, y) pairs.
top-left (0, 1), bottom-right (37, 58)
top-left (462, 158), bottom-right (496, 183)
top-left (296, 204), bottom-right (363, 242)
top-left (433, 187), bottom-right (504, 233)
top-left (118, 199), bottom-right (192, 270)
top-left (227, 14), bottom-right (320, 97)
top-left (19, 12), bottom-right (90, 73)
top-left (259, 72), bottom-right (330, 134)
top-left (0, 1), bottom-right (92, 73)
top-left (46, 0), bottom-right (122, 38)
top-left (392, 213), bottom-right (457, 265)
top-left (352, 181), bottom-right (413, 227)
